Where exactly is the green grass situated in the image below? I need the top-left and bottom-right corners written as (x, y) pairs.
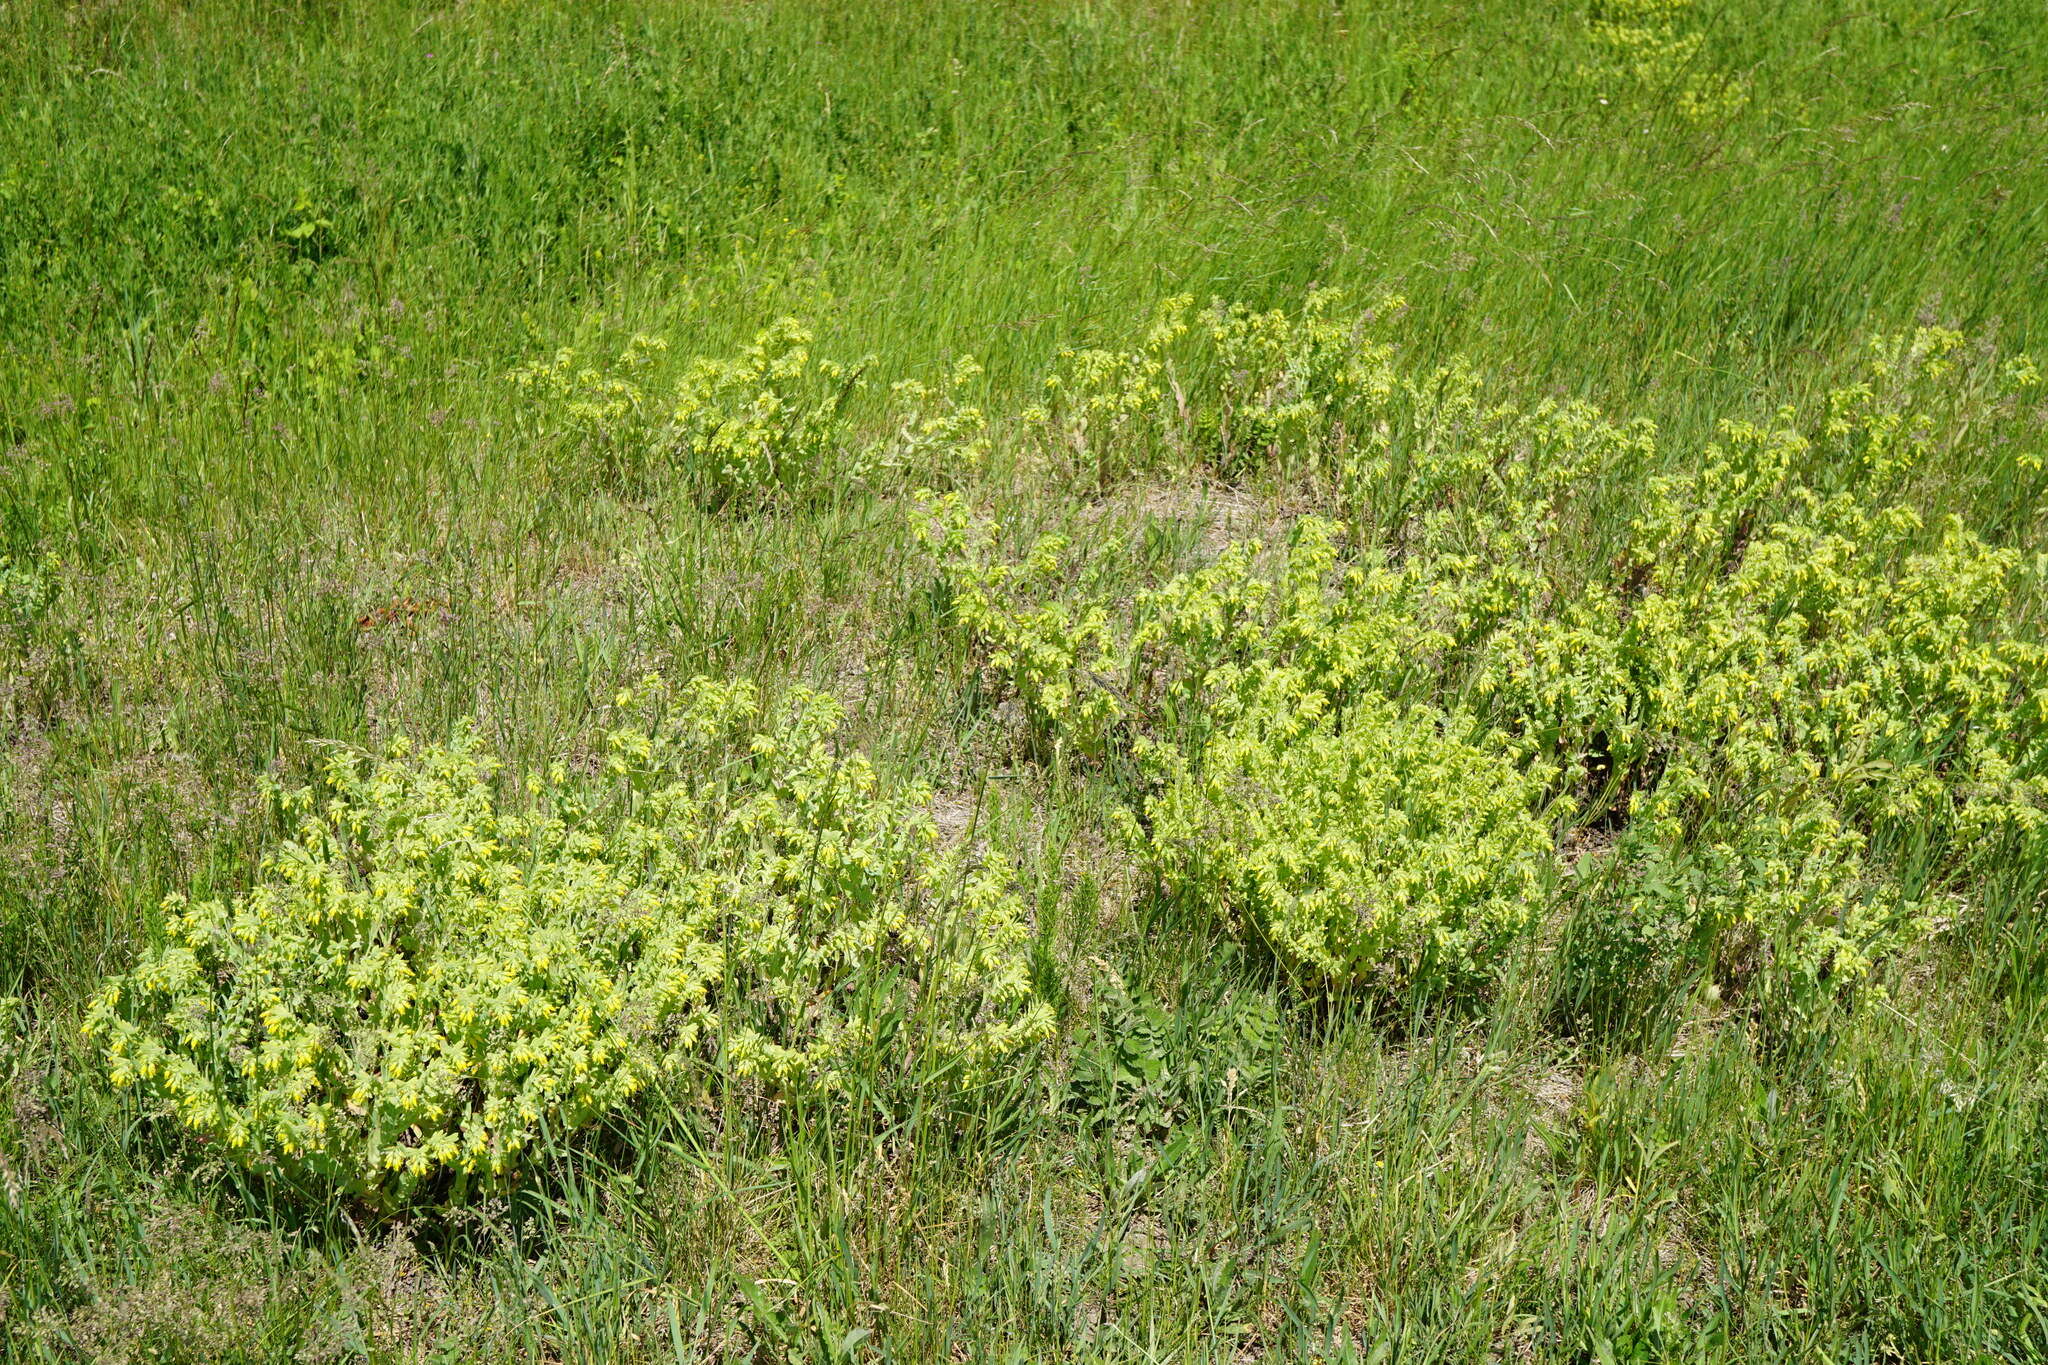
top-left (5, 0), bottom-right (2048, 1359)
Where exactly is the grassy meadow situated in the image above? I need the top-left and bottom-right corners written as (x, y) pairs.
top-left (5, 0), bottom-right (2048, 1359)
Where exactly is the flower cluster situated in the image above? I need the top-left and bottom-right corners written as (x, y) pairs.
top-left (1032, 296), bottom-right (1193, 485)
top-left (1474, 404), bottom-right (2047, 1025)
top-left (865, 355), bottom-right (991, 489)
top-left (505, 331), bottom-right (668, 481)
top-left (1199, 287), bottom-right (1399, 480)
top-left (1029, 289), bottom-right (1407, 487)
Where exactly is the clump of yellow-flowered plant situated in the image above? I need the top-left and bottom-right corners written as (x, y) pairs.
top-left (86, 679), bottom-right (1051, 1206)
top-left (1579, 0), bottom-right (1749, 121)
top-left (928, 298), bottom-right (2048, 1036)
top-left (510, 320), bottom-right (997, 503)
top-left (507, 319), bottom-right (867, 504)
top-left (921, 498), bottom-right (1559, 998)
top-left (1027, 288), bottom-right (1406, 487)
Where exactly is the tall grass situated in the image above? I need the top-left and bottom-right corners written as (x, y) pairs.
top-left (4, 0), bottom-right (2048, 1359)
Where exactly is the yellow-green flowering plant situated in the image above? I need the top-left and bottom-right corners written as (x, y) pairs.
top-left (1035, 295), bottom-right (1194, 486)
top-left (865, 355), bottom-right (992, 490)
top-left (1579, 0), bottom-right (1748, 120)
top-left (86, 680), bottom-right (1051, 1206)
top-left (1199, 287), bottom-right (1399, 480)
top-left (85, 726), bottom-right (678, 1204)
top-left (1145, 671), bottom-right (1554, 995)
top-left (505, 331), bottom-right (668, 484)
top-left (509, 320), bottom-right (869, 505)
top-left (604, 680), bottom-right (1053, 1092)
top-left (914, 492), bottom-right (1132, 761)
top-left (510, 320), bottom-right (1002, 505)
top-left (935, 297), bottom-right (2047, 1033)
top-left (926, 502), bottom-right (1552, 995)
top-left (661, 317), bottom-right (869, 507)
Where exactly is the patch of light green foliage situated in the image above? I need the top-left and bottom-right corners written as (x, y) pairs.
top-left (929, 302), bottom-right (2048, 1030)
top-left (86, 680), bottom-right (1050, 1204)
